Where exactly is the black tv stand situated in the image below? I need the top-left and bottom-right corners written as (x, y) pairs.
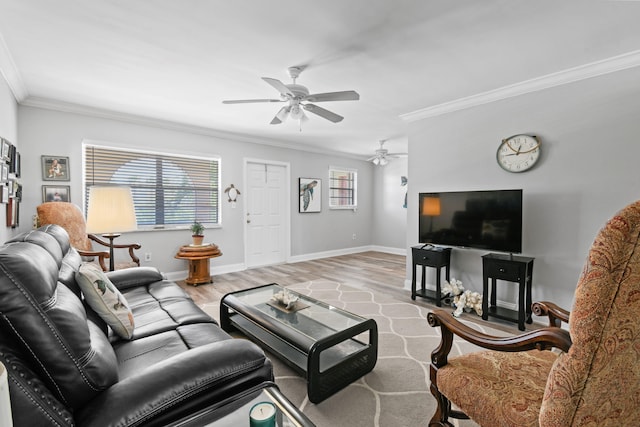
top-left (411, 245), bottom-right (452, 306)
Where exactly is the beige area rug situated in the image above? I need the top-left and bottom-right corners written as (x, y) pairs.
top-left (199, 280), bottom-right (510, 427)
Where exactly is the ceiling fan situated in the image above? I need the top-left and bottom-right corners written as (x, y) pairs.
top-left (222, 66), bottom-right (359, 126)
top-left (367, 140), bottom-right (407, 166)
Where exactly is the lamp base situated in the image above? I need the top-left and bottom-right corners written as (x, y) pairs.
top-left (101, 233), bottom-right (122, 271)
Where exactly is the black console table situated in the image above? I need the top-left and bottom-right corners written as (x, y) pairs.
top-left (411, 246), bottom-right (452, 306)
top-left (481, 253), bottom-right (534, 331)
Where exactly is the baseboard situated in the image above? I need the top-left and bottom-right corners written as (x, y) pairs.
top-left (166, 246), bottom-right (406, 283)
top-left (288, 245), bottom-right (406, 263)
top-left (164, 262), bottom-right (247, 282)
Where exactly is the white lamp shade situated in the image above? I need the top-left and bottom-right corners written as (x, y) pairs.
top-left (86, 186), bottom-right (137, 234)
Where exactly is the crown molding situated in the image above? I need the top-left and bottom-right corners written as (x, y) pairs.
top-left (0, 31), bottom-right (28, 102)
top-left (400, 49), bottom-right (640, 122)
top-left (21, 96), bottom-right (364, 160)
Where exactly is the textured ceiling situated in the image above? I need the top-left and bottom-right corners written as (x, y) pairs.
top-left (1, 1), bottom-right (639, 159)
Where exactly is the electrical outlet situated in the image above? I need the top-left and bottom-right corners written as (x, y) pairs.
top-left (144, 253), bottom-right (152, 262)
top-left (352, 233), bottom-right (357, 240)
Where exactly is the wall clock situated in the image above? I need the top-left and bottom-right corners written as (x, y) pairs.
top-left (496, 134), bottom-right (541, 173)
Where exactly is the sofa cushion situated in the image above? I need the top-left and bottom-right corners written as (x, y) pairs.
top-left (76, 263), bottom-right (135, 340)
top-left (118, 282), bottom-right (217, 340)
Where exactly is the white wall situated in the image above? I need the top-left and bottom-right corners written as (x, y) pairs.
top-left (372, 156), bottom-right (408, 252)
top-left (0, 75), bottom-right (18, 244)
top-left (17, 106), bottom-right (378, 276)
top-left (407, 65), bottom-right (640, 311)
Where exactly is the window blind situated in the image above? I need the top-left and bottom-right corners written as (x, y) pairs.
top-left (83, 144), bottom-right (220, 228)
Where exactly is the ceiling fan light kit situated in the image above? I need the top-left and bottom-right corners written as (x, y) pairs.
top-left (223, 66), bottom-right (359, 128)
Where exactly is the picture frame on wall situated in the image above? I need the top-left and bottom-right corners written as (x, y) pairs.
top-left (0, 163), bottom-right (7, 183)
top-left (299, 177), bottom-right (321, 213)
top-left (41, 155), bottom-right (70, 181)
top-left (1, 139), bottom-right (9, 161)
top-left (42, 185), bottom-right (70, 203)
top-left (1, 185), bottom-right (7, 204)
top-left (6, 197), bottom-right (18, 228)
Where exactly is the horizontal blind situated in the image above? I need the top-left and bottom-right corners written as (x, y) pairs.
top-left (84, 145), bottom-right (219, 227)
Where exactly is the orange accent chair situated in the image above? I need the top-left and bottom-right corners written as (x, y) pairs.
top-left (36, 202), bottom-right (141, 271)
top-left (428, 200), bottom-right (640, 426)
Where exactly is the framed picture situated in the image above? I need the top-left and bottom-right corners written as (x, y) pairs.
top-left (0, 163), bottom-right (7, 183)
top-left (42, 185), bottom-right (70, 203)
top-left (0, 184), bottom-right (7, 204)
top-left (8, 144), bottom-right (16, 173)
top-left (6, 197), bottom-right (18, 228)
top-left (41, 155), bottom-right (70, 181)
top-left (14, 152), bottom-right (20, 178)
top-left (1, 139), bottom-right (9, 161)
top-left (299, 178), bottom-right (321, 213)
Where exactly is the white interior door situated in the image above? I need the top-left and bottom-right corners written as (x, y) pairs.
top-left (245, 161), bottom-right (289, 268)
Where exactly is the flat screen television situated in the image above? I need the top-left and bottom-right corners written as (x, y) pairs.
top-left (418, 189), bottom-right (523, 253)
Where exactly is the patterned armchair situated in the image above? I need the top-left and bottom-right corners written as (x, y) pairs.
top-left (427, 200), bottom-right (640, 426)
top-left (36, 202), bottom-right (141, 271)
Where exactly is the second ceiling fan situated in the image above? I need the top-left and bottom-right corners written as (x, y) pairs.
top-left (223, 66), bottom-right (359, 126)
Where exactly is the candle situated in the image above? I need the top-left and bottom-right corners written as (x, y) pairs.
top-left (249, 401), bottom-right (276, 427)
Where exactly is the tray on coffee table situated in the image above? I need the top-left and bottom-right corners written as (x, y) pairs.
top-left (220, 283), bottom-right (378, 403)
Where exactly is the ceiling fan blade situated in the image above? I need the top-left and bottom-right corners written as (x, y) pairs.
top-left (270, 106), bottom-right (290, 124)
top-left (366, 155), bottom-right (378, 161)
top-left (222, 99), bottom-right (283, 104)
top-left (302, 103), bottom-right (344, 123)
top-left (262, 77), bottom-right (294, 97)
top-left (305, 90), bottom-right (360, 102)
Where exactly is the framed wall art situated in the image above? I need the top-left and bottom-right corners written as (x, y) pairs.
top-left (41, 155), bottom-right (69, 181)
top-left (6, 197), bottom-right (18, 228)
top-left (42, 185), bottom-right (70, 203)
top-left (1, 139), bottom-right (9, 161)
top-left (299, 178), bottom-right (321, 213)
top-left (0, 163), bottom-right (7, 183)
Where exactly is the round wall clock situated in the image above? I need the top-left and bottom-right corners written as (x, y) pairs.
top-left (496, 134), bottom-right (541, 173)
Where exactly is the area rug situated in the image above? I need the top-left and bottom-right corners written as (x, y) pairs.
top-left (199, 280), bottom-right (509, 427)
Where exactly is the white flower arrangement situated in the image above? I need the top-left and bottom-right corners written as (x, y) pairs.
top-left (441, 278), bottom-right (483, 317)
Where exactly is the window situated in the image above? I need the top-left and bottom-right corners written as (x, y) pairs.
top-left (328, 167), bottom-right (357, 209)
top-left (83, 144), bottom-right (220, 229)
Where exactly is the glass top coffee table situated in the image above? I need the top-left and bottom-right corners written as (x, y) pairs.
top-left (220, 283), bottom-right (378, 403)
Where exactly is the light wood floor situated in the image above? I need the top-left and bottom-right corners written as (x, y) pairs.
top-left (178, 250), bottom-right (525, 334)
top-left (179, 251), bottom-right (408, 306)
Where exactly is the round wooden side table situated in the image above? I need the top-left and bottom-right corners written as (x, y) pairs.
top-left (175, 243), bottom-right (222, 286)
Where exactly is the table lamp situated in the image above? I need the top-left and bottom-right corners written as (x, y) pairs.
top-left (86, 185), bottom-right (137, 271)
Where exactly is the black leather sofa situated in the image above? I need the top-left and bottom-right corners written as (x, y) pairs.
top-left (0, 225), bottom-right (273, 426)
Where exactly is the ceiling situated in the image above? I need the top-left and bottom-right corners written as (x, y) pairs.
top-left (1, 1), bottom-right (640, 160)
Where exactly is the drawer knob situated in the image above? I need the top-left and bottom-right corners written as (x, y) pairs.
top-left (499, 268), bottom-right (506, 273)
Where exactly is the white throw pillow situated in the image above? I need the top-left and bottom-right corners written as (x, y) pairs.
top-left (75, 263), bottom-right (135, 339)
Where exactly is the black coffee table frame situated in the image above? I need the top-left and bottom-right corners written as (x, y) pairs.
top-left (220, 283), bottom-right (378, 403)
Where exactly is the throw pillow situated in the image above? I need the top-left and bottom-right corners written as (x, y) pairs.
top-left (75, 263), bottom-right (135, 339)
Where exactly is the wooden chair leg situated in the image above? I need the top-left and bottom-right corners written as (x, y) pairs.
top-left (429, 382), bottom-right (454, 427)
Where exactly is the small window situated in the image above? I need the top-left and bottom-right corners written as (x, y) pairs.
top-left (329, 167), bottom-right (357, 209)
top-left (83, 143), bottom-right (220, 229)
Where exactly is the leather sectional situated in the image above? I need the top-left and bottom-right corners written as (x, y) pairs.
top-left (0, 225), bottom-right (273, 426)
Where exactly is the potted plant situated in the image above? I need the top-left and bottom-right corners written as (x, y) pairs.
top-left (190, 221), bottom-right (205, 246)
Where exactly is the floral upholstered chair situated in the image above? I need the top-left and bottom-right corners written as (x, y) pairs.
top-left (37, 202), bottom-right (141, 271)
top-left (427, 200), bottom-right (640, 426)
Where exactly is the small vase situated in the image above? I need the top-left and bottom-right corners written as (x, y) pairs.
top-left (192, 235), bottom-right (204, 246)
